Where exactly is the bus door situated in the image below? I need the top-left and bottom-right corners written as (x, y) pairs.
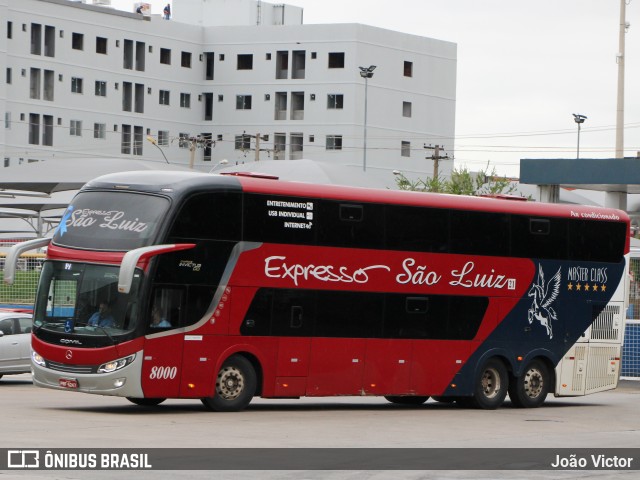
top-left (140, 287), bottom-right (185, 398)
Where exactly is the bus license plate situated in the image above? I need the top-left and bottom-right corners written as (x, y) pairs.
top-left (59, 378), bottom-right (79, 389)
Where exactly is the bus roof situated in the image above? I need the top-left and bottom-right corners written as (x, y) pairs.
top-left (83, 170), bottom-right (629, 224)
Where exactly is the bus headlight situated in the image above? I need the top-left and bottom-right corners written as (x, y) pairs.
top-left (98, 354), bottom-right (136, 374)
top-left (32, 351), bottom-right (46, 367)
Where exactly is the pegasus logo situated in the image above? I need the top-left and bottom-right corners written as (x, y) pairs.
top-left (527, 265), bottom-right (561, 339)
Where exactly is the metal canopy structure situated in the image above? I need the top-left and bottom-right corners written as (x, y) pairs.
top-left (0, 158), bottom-right (191, 195)
top-left (520, 158), bottom-right (640, 194)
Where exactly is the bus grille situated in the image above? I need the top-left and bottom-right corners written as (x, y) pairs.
top-left (46, 361), bottom-right (96, 374)
top-left (590, 304), bottom-right (622, 341)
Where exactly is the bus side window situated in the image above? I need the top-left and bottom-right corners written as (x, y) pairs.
top-left (149, 287), bottom-right (184, 329)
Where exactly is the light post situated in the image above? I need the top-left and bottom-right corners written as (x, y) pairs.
top-left (208, 159), bottom-right (229, 173)
top-left (359, 65), bottom-right (376, 172)
top-left (572, 114), bottom-right (587, 159)
top-left (146, 135), bottom-right (169, 164)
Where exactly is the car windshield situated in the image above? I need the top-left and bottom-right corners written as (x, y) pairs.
top-left (34, 261), bottom-right (142, 337)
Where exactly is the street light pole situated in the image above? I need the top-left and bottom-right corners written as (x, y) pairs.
top-left (146, 135), bottom-right (169, 164)
top-left (359, 65), bottom-right (376, 172)
top-left (572, 114), bottom-right (587, 159)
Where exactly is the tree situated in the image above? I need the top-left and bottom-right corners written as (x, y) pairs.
top-left (395, 163), bottom-right (520, 197)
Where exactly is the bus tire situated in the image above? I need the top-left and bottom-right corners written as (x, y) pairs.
top-left (126, 397), bottom-right (166, 407)
top-left (384, 396), bottom-right (429, 405)
top-left (202, 355), bottom-right (256, 412)
top-left (470, 358), bottom-right (508, 409)
top-left (508, 359), bottom-right (549, 408)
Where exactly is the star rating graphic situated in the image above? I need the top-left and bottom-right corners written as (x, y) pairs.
top-left (567, 282), bottom-right (606, 293)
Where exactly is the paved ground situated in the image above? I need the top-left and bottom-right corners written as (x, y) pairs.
top-left (1, 374), bottom-right (639, 479)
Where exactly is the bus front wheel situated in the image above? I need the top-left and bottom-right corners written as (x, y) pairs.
top-left (384, 396), bottom-right (429, 405)
top-left (466, 358), bottom-right (508, 409)
top-left (202, 355), bottom-right (256, 412)
top-left (508, 359), bottom-right (549, 408)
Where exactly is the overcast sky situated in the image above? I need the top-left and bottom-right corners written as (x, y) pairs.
top-left (110, 0), bottom-right (639, 176)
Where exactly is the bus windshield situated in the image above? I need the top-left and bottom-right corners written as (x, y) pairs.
top-left (34, 261), bottom-right (142, 337)
top-left (52, 191), bottom-right (170, 251)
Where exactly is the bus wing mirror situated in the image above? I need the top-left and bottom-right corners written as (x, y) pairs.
top-left (118, 243), bottom-right (196, 294)
top-left (3, 238), bottom-right (50, 285)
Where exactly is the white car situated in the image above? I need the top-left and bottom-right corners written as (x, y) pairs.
top-left (0, 310), bottom-right (33, 379)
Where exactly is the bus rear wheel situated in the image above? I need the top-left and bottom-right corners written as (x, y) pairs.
top-left (126, 397), bottom-right (166, 407)
top-left (384, 396), bottom-right (429, 405)
top-left (465, 358), bottom-right (508, 409)
top-left (508, 359), bottom-right (549, 408)
top-left (201, 355), bottom-right (256, 412)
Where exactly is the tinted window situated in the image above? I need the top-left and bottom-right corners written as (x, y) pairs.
top-left (450, 210), bottom-right (509, 256)
top-left (386, 205), bottom-right (449, 252)
top-left (568, 220), bottom-right (626, 263)
top-left (168, 192), bottom-right (242, 241)
top-left (317, 202), bottom-right (385, 249)
top-left (53, 192), bottom-right (169, 251)
top-left (511, 215), bottom-right (567, 260)
top-left (243, 193), bottom-right (316, 245)
top-left (241, 289), bottom-right (486, 340)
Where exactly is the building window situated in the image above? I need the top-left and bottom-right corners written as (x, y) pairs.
top-left (235, 134), bottom-right (251, 151)
top-left (292, 50), bottom-right (305, 79)
top-left (122, 81), bottom-right (132, 111)
top-left (96, 36), bottom-right (107, 54)
top-left (123, 39), bottom-right (133, 69)
top-left (160, 48), bottom-right (171, 65)
top-left (7, 21), bottom-right (12, 39)
top-left (236, 95), bottom-right (252, 110)
top-left (135, 41), bottom-right (145, 71)
top-left (42, 115), bottom-right (53, 146)
top-left (158, 130), bottom-right (169, 146)
top-left (179, 133), bottom-right (190, 148)
top-left (204, 93), bottom-right (213, 120)
top-left (133, 126), bottom-right (143, 155)
top-left (328, 52), bottom-right (345, 69)
top-left (95, 80), bottom-right (107, 97)
top-left (5, 111), bottom-right (10, 129)
top-left (290, 92), bottom-right (304, 120)
top-left (401, 141), bottom-right (411, 157)
top-left (44, 25), bottom-right (55, 57)
top-left (404, 61), bottom-right (413, 77)
top-left (43, 70), bottom-right (54, 101)
top-left (6, 67), bottom-right (11, 84)
top-left (121, 124), bottom-right (131, 154)
top-left (30, 23), bottom-right (42, 55)
top-left (327, 94), bottom-right (344, 109)
top-left (94, 122), bottom-right (106, 139)
top-left (237, 54), bottom-right (253, 70)
top-left (71, 77), bottom-right (83, 94)
top-left (403, 101), bottom-right (412, 118)
top-left (181, 51), bottom-right (192, 68)
top-left (326, 135), bottom-right (343, 150)
top-left (290, 132), bottom-right (303, 159)
top-left (70, 120), bottom-right (82, 137)
top-left (72, 32), bottom-right (83, 50)
top-left (159, 90), bottom-right (170, 106)
top-left (30, 68), bottom-right (41, 99)
top-left (134, 83), bottom-right (144, 113)
top-left (180, 93), bottom-right (191, 108)
top-left (204, 52), bottom-right (214, 80)
top-left (28, 114), bottom-right (40, 145)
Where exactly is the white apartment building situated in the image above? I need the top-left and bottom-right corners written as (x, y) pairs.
top-left (0, 0), bottom-right (457, 182)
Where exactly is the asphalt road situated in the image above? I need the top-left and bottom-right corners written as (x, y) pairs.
top-left (1, 374), bottom-right (639, 479)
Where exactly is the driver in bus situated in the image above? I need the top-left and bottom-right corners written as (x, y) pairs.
top-left (87, 301), bottom-right (115, 328)
top-left (150, 306), bottom-right (171, 328)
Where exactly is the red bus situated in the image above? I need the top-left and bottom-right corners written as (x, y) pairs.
top-left (3, 171), bottom-right (629, 410)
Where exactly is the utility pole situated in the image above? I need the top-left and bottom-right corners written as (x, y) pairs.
top-left (424, 144), bottom-right (448, 179)
top-left (615, 0), bottom-right (628, 159)
top-left (243, 132), bottom-right (271, 160)
top-left (186, 135), bottom-right (215, 169)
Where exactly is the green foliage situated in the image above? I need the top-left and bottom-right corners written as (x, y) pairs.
top-left (395, 163), bottom-right (520, 197)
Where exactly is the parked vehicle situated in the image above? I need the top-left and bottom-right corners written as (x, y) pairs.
top-left (0, 309), bottom-right (33, 379)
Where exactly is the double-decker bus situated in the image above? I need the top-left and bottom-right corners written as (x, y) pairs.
top-left (3, 171), bottom-right (629, 410)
